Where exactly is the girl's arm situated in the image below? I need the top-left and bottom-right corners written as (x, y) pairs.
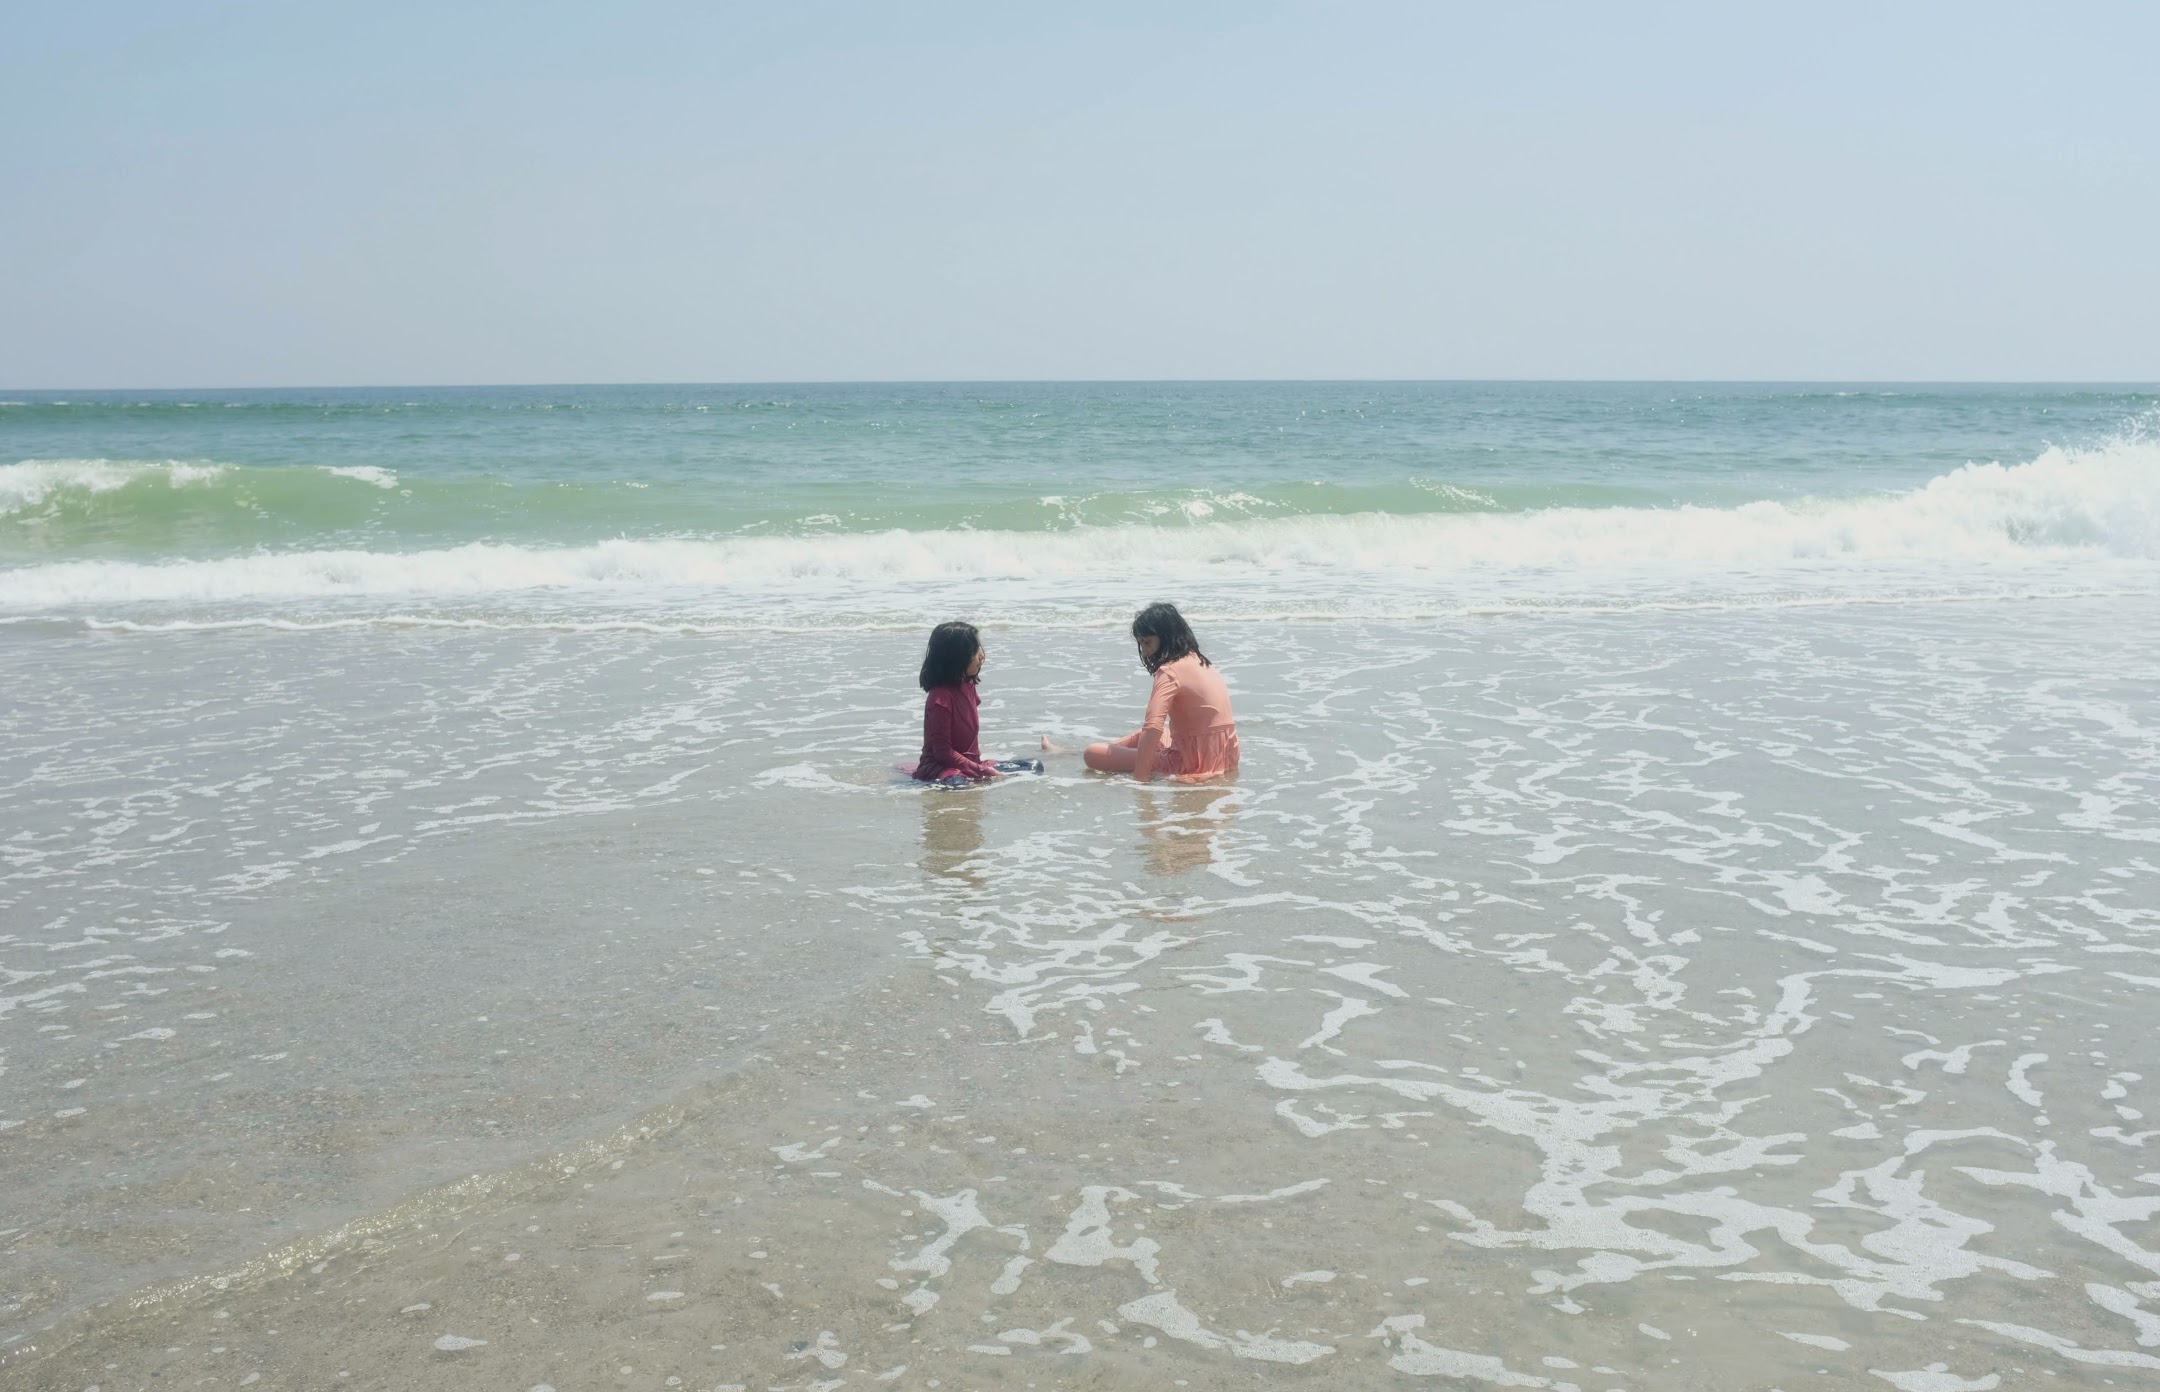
top-left (1131, 726), bottom-right (1164, 783)
top-left (1133, 667), bottom-right (1177, 782)
top-left (923, 693), bottom-right (963, 771)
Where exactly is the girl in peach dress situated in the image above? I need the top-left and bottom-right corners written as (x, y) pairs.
top-left (1083, 602), bottom-right (1240, 782)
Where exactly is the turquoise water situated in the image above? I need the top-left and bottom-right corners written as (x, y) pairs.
top-left (7, 386), bottom-right (2160, 1383)
top-left (3, 382), bottom-right (2156, 625)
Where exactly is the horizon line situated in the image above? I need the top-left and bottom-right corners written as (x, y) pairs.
top-left (8, 376), bottom-right (2160, 395)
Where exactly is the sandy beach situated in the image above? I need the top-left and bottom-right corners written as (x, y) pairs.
top-left (8, 600), bottom-right (2158, 1388)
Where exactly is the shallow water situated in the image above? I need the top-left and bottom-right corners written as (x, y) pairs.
top-left (6, 598), bottom-right (2158, 1388)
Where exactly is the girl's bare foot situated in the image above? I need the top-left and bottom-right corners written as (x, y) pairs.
top-left (1039, 733), bottom-right (1060, 753)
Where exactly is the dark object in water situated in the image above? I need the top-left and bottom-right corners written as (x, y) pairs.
top-left (933, 758), bottom-right (1043, 787)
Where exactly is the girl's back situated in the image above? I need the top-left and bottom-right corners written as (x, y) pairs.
top-left (1148, 653), bottom-right (1235, 738)
top-left (1144, 653), bottom-right (1239, 779)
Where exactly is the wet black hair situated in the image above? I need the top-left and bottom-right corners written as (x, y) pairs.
top-left (918, 620), bottom-right (983, 691)
top-left (1131, 601), bottom-right (1209, 673)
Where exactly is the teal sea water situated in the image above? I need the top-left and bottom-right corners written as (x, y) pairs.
top-left (8, 383), bottom-right (2160, 1387)
top-left (4, 382), bottom-right (2157, 627)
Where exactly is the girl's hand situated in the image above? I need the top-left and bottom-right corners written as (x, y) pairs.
top-left (1132, 727), bottom-right (1163, 783)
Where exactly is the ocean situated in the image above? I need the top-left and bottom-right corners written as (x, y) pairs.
top-left (5, 382), bottom-right (2159, 1388)
top-left (5, 382), bottom-right (2158, 628)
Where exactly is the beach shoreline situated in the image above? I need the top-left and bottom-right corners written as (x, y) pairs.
top-left (7, 600), bottom-right (2158, 1386)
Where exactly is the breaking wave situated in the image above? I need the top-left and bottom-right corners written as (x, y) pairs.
top-left (2, 437), bottom-right (2154, 622)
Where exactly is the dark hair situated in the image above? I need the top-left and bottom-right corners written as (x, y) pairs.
top-left (1132, 601), bottom-right (1209, 673)
top-left (918, 620), bottom-right (982, 691)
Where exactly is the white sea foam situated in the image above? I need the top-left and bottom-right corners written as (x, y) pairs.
top-left (1783, 1331), bottom-right (1852, 1350)
top-left (1118, 1289), bottom-right (1334, 1364)
top-left (1868, 1368), bottom-right (2002, 1391)
top-left (3, 440), bottom-right (2156, 619)
top-left (320, 465), bottom-right (398, 489)
top-left (1372, 1314), bottom-right (1574, 1385)
top-left (0, 458), bottom-right (227, 514)
top-left (45, 587), bottom-right (2149, 638)
top-left (8, 581), bottom-right (2160, 1382)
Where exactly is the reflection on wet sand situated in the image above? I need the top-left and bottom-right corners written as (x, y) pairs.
top-left (1137, 784), bottom-right (1235, 876)
top-left (919, 786), bottom-right (985, 884)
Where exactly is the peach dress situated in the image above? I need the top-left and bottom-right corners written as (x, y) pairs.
top-left (1134, 653), bottom-right (1240, 779)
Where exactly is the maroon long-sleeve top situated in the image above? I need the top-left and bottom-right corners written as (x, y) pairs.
top-left (913, 682), bottom-right (995, 781)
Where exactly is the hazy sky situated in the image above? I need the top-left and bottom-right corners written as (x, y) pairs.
top-left (5, 2), bottom-right (2156, 387)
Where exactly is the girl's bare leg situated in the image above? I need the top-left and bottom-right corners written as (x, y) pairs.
top-left (1084, 731), bottom-right (1143, 773)
top-left (1084, 742), bottom-right (1140, 773)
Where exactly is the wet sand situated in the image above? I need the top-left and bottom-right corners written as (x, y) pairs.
top-left (6, 603), bottom-right (2160, 1389)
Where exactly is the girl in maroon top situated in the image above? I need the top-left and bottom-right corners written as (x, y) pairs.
top-left (913, 621), bottom-right (1001, 784)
